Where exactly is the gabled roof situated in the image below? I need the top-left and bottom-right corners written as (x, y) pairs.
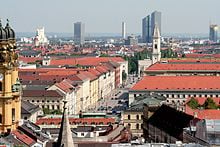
top-left (21, 100), bottom-right (41, 115)
top-left (55, 79), bottom-right (75, 93)
top-left (18, 120), bottom-right (50, 142)
top-left (11, 130), bottom-right (36, 146)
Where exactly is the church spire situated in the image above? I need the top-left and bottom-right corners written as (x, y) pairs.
top-left (151, 24), bottom-right (161, 64)
top-left (153, 24), bottom-right (160, 38)
top-left (54, 101), bottom-right (74, 147)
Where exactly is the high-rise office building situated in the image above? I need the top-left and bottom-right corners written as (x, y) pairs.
top-left (74, 22), bottom-right (85, 45)
top-left (142, 15), bottom-right (151, 43)
top-left (142, 11), bottom-right (161, 43)
top-left (209, 24), bottom-right (218, 42)
top-left (122, 22), bottom-right (126, 39)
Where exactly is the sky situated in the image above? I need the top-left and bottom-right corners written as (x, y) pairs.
top-left (1, 0), bottom-right (220, 35)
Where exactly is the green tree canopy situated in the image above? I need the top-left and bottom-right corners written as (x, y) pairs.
top-left (202, 98), bottom-right (218, 109)
top-left (187, 97), bottom-right (199, 109)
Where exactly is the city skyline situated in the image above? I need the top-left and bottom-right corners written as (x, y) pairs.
top-left (1, 0), bottom-right (220, 34)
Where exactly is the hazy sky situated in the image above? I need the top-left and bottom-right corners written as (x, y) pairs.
top-left (1, 0), bottom-right (220, 34)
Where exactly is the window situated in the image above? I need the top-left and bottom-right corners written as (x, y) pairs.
top-left (155, 44), bottom-right (157, 49)
top-left (32, 100), bottom-right (35, 103)
top-left (128, 115), bottom-right (130, 120)
top-left (12, 108), bottom-right (15, 122)
top-left (0, 82), bottom-right (2, 91)
top-left (81, 133), bottom-right (84, 136)
top-left (57, 105), bottom-right (60, 110)
top-left (134, 94), bottom-right (136, 98)
top-left (0, 114), bottom-right (2, 123)
top-left (136, 124), bottom-right (139, 129)
top-left (136, 115), bottom-right (139, 120)
top-left (52, 105), bottom-right (55, 110)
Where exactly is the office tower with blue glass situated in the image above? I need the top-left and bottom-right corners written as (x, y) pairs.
top-left (209, 24), bottom-right (218, 43)
top-left (142, 11), bottom-right (161, 43)
top-left (74, 22), bottom-right (85, 45)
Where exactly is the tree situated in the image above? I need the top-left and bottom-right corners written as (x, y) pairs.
top-left (187, 97), bottom-right (199, 109)
top-left (202, 98), bottom-right (218, 109)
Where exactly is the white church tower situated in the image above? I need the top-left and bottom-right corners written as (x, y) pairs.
top-left (152, 24), bottom-right (161, 64)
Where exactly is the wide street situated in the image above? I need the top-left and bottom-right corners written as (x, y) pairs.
top-left (87, 74), bottom-right (140, 114)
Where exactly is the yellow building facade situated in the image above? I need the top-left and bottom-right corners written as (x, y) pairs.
top-left (0, 20), bottom-right (21, 133)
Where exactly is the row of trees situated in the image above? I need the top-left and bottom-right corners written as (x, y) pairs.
top-left (187, 97), bottom-right (219, 109)
top-left (123, 49), bottom-right (151, 74)
top-left (161, 48), bottom-right (178, 58)
top-left (123, 48), bottom-right (178, 74)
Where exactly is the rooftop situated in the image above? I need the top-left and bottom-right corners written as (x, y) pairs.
top-left (131, 76), bottom-right (220, 91)
top-left (146, 63), bottom-right (220, 71)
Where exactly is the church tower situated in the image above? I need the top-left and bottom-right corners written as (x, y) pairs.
top-left (0, 19), bottom-right (21, 133)
top-left (152, 24), bottom-right (161, 64)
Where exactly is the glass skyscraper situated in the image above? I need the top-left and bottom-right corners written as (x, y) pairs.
top-left (209, 25), bottom-right (218, 43)
top-left (142, 11), bottom-right (161, 43)
top-left (74, 22), bottom-right (85, 45)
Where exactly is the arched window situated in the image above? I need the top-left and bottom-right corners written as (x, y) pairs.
top-left (136, 124), bottom-right (139, 129)
top-left (128, 115), bottom-right (130, 120)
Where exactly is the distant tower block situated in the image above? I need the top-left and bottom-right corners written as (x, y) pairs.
top-left (152, 24), bottom-right (161, 64)
top-left (209, 24), bottom-right (218, 42)
top-left (34, 27), bottom-right (49, 46)
top-left (122, 22), bottom-right (126, 39)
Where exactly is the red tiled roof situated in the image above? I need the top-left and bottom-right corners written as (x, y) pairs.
top-left (55, 79), bottom-right (74, 93)
top-left (131, 76), bottom-right (220, 91)
top-left (23, 90), bottom-right (62, 97)
top-left (50, 57), bottom-right (125, 66)
top-left (79, 71), bottom-right (98, 81)
top-left (88, 68), bottom-right (102, 77)
top-left (186, 97), bottom-right (220, 106)
top-left (167, 59), bottom-right (220, 63)
top-left (12, 130), bottom-right (36, 146)
top-left (185, 98), bottom-right (220, 119)
top-left (36, 118), bottom-right (115, 125)
top-left (19, 57), bottom-right (42, 63)
top-left (147, 63), bottom-right (220, 71)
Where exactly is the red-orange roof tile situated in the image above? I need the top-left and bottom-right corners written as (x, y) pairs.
top-left (131, 76), bottom-right (220, 91)
top-left (12, 130), bottom-right (36, 146)
top-left (147, 63), bottom-right (220, 71)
